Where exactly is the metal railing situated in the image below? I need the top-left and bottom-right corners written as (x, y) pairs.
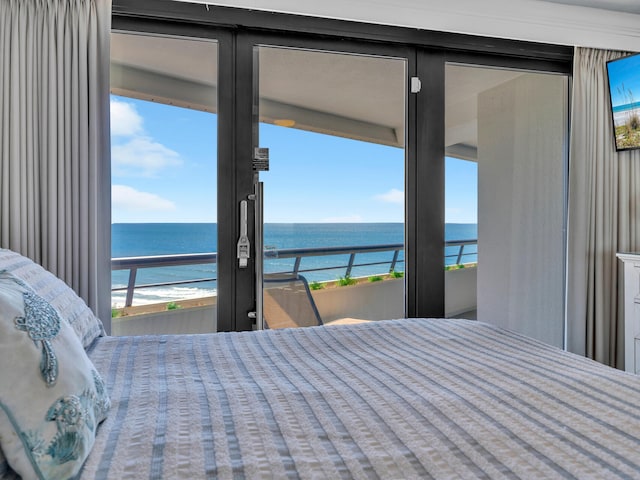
top-left (444, 239), bottom-right (478, 266)
top-left (112, 253), bottom-right (218, 308)
top-left (265, 243), bottom-right (404, 277)
top-left (112, 239), bottom-right (477, 307)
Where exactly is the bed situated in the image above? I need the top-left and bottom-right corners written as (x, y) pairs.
top-left (81, 319), bottom-right (640, 479)
top-left (2, 250), bottom-right (640, 479)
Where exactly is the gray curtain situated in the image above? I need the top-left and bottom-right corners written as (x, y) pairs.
top-left (0, 0), bottom-right (112, 325)
top-left (567, 47), bottom-right (640, 368)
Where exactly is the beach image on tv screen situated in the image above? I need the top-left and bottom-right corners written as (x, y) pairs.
top-left (607, 53), bottom-right (640, 151)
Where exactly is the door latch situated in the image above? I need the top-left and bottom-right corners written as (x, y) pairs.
top-left (237, 200), bottom-right (250, 268)
top-left (410, 76), bottom-right (422, 94)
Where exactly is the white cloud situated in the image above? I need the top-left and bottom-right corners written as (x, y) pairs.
top-left (321, 214), bottom-right (363, 223)
top-left (112, 185), bottom-right (176, 212)
top-left (375, 188), bottom-right (404, 204)
top-left (112, 137), bottom-right (182, 177)
top-left (110, 98), bottom-right (183, 177)
top-left (110, 98), bottom-right (143, 136)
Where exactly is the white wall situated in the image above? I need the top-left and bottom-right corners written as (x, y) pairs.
top-left (112, 304), bottom-right (217, 335)
top-left (312, 279), bottom-right (404, 322)
top-left (445, 267), bottom-right (477, 318)
top-left (477, 73), bottom-right (566, 348)
top-left (183, 0), bottom-right (640, 51)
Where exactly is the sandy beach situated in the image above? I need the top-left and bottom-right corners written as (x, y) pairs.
top-left (613, 107), bottom-right (639, 127)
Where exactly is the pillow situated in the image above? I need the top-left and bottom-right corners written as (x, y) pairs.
top-left (0, 271), bottom-right (110, 479)
top-left (0, 447), bottom-right (9, 477)
top-left (0, 451), bottom-right (19, 480)
top-left (0, 249), bottom-right (105, 348)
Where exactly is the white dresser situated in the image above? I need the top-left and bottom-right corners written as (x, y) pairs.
top-left (617, 252), bottom-right (640, 373)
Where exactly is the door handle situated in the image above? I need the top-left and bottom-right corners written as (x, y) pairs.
top-left (237, 200), bottom-right (250, 268)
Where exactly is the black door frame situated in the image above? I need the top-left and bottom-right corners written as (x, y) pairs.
top-left (233, 31), bottom-right (419, 331)
top-left (110, 16), bottom-right (238, 329)
top-left (112, 1), bottom-right (572, 332)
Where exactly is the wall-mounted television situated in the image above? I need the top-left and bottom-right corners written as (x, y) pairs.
top-left (607, 52), bottom-right (640, 152)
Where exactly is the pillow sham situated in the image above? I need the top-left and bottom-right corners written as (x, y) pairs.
top-left (0, 249), bottom-right (105, 348)
top-left (0, 271), bottom-right (110, 479)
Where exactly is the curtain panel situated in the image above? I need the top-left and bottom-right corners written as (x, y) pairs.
top-left (0, 0), bottom-right (111, 324)
top-left (567, 47), bottom-right (640, 368)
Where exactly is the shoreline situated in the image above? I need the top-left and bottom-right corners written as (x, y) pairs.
top-left (613, 107), bottom-right (639, 127)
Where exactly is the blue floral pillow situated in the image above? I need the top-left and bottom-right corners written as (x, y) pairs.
top-left (0, 249), bottom-right (105, 349)
top-left (0, 271), bottom-right (110, 479)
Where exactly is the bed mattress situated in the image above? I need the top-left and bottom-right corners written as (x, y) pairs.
top-left (82, 318), bottom-right (640, 479)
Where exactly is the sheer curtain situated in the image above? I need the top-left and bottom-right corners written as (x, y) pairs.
top-left (0, 0), bottom-right (111, 325)
top-left (567, 47), bottom-right (640, 368)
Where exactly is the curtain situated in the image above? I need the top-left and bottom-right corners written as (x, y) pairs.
top-left (0, 0), bottom-right (112, 325)
top-left (567, 47), bottom-right (640, 368)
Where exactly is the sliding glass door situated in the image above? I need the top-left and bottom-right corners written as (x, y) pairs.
top-left (109, 30), bottom-right (225, 335)
top-left (252, 44), bottom-right (408, 329)
top-left (109, 6), bottom-right (571, 337)
top-left (108, 27), bottom-right (415, 334)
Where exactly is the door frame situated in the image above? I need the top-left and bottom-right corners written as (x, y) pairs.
top-left (111, 3), bottom-right (572, 333)
top-left (110, 16), bottom-right (237, 331)
top-left (233, 31), bottom-right (423, 331)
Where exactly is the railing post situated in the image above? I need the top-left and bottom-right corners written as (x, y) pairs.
top-left (346, 253), bottom-right (356, 277)
top-left (293, 256), bottom-right (302, 275)
top-left (125, 268), bottom-right (138, 307)
top-left (456, 244), bottom-right (465, 265)
top-left (390, 249), bottom-right (399, 273)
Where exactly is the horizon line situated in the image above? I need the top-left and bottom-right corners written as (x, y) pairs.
top-left (111, 221), bottom-right (478, 225)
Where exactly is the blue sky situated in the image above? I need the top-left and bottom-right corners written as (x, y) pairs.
top-left (607, 53), bottom-right (640, 108)
top-left (111, 96), bottom-right (477, 224)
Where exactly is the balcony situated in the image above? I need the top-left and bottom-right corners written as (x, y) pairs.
top-left (110, 240), bottom-right (477, 335)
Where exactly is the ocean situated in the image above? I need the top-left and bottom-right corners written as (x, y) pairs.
top-left (612, 100), bottom-right (640, 114)
top-left (111, 223), bottom-right (477, 306)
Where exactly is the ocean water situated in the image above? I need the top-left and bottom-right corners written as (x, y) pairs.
top-left (612, 100), bottom-right (640, 113)
top-left (111, 223), bottom-right (477, 306)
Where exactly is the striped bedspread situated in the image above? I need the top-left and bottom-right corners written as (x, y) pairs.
top-left (82, 318), bottom-right (640, 479)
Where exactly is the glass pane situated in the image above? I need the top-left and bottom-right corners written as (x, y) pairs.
top-left (256, 46), bottom-right (406, 328)
top-left (110, 33), bottom-right (218, 335)
top-left (444, 63), bottom-right (568, 348)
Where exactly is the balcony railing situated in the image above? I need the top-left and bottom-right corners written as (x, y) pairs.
top-left (112, 239), bottom-right (477, 307)
top-left (444, 239), bottom-right (478, 266)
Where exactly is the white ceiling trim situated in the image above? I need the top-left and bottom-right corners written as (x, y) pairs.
top-left (181, 0), bottom-right (640, 51)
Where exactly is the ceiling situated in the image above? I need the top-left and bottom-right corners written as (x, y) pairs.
top-left (257, 46), bottom-right (406, 147)
top-left (111, 33), bottom-right (407, 148)
top-left (532, 0), bottom-right (640, 14)
top-left (111, 33), bottom-right (218, 112)
top-left (445, 66), bottom-right (523, 159)
top-left (111, 32), bottom-right (549, 159)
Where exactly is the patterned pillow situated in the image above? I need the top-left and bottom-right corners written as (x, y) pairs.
top-left (0, 271), bottom-right (110, 479)
top-left (0, 249), bottom-right (105, 348)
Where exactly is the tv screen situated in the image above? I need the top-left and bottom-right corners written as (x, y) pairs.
top-left (607, 52), bottom-right (640, 151)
